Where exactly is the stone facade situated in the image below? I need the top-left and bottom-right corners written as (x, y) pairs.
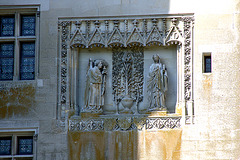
top-left (0, 0), bottom-right (240, 159)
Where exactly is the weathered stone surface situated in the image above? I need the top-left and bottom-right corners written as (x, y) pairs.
top-left (0, 85), bottom-right (36, 119)
top-left (68, 126), bottom-right (182, 160)
top-left (0, 0), bottom-right (240, 160)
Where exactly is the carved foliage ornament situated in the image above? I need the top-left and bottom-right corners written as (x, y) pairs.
top-left (182, 17), bottom-right (194, 100)
top-left (58, 21), bottom-right (70, 107)
top-left (112, 47), bottom-right (144, 113)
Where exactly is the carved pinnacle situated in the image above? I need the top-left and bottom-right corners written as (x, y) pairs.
top-left (132, 19), bottom-right (139, 27)
top-left (113, 20), bottom-right (119, 28)
top-left (172, 18), bottom-right (177, 26)
top-left (152, 19), bottom-right (157, 26)
top-left (75, 21), bottom-right (82, 29)
top-left (94, 20), bottom-right (100, 28)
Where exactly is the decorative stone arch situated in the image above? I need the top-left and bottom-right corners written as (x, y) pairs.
top-left (57, 14), bottom-right (194, 126)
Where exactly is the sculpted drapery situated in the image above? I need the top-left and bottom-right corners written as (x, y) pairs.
top-left (147, 54), bottom-right (168, 111)
top-left (84, 59), bottom-right (107, 112)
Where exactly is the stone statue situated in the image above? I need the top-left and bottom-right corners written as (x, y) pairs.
top-left (84, 59), bottom-right (107, 113)
top-left (147, 54), bottom-right (168, 111)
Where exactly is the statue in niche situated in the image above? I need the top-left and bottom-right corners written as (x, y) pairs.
top-left (147, 54), bottom-right (168, 111)
top-left (84, 58), bottom-right (108, 113)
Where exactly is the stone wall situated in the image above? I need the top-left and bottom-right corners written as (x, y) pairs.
top-left (0, 0), bottom-right (239, 159)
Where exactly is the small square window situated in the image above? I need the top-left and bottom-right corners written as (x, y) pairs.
top-left (0, 137), bottom-right (12, 155)
top-left (203, 53), bottom-right (211, 73)
top-left (17, 136), bottom-right (33, 155)
top-left (0, 16), bottom-right (15, 37)
top-left (0, 43), bottom-right (14, 80)
top-left (21, 15), bottom-right (35, 36)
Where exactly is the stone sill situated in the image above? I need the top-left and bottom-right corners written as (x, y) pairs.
top-left (0, 79), bottom-right (44, 90)
top-left (0, 155), bottom-right (33, 158)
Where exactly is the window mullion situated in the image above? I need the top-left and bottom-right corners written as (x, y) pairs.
top-left (12, 135), bottom-right (15, 158)
top-left (35, 12), bottom-right (39, 78)
top-left (14, 39), bottom-right (20, 80)
top-left (13, 12), bottom-right (19, 81)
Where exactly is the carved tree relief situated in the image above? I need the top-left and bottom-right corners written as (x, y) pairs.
top-left (112, 47), bottom-right (144, 113)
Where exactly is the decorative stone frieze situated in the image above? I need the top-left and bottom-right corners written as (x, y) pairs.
top-left (69, 119), bottom-right (104, 132)
top-left (59, 18), bottom-right (186, 48)
top-left (182, 17), bottom-right (194, 101)
top-left (58, 21), bottom-right (71, 120)
top-left (145, 117), bottom-right (181, 129)
top-left (69, 116), bottom-right (181, 132)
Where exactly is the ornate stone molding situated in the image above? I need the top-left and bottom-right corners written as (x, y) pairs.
top-left (145, 117), bottom-right (181, 129)
top-left (58, 14), bottom-right (194, 124)
top-left (69, 119), bottom-right (104, 132)
top-left (69, 116), bottom-right (181, 132)
top-left (59, 17), bottom-right (186, 49)
top-left (182, 17), bottom-right (194, 101)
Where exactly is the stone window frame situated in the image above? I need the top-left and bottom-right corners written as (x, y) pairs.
top-left (0, 128), bottom-right (38, 160)
top-left (57, 14), bottom-right (195, 125)
top-left (0, 6), bottom-right (40, 83)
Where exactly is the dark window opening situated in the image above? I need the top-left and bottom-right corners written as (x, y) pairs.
top-left (0, 16), bottom-right (15, 37)
top-left (20, 42), bottom-right (35, 80)
top-left (0, 137), bottom-right (12, 155)
top-left (21, 15), bottom-right (35, 36)
top-left (0, 43), bottom-right (14, 80)
top-left (17, 136), bottom-right (33, 155)
top-left (204, 55), bottom-right (211, 73)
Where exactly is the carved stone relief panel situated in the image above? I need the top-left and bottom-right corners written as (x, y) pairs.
top-left (112, 47), bottom-right (144, 114)
top-left (58, 15), bottom-right (194, 124)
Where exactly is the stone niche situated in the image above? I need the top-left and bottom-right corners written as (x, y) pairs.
top-left (58, 14), bottom-right (194, 160)
top-left (77, 45), bottom-right (177, 114)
